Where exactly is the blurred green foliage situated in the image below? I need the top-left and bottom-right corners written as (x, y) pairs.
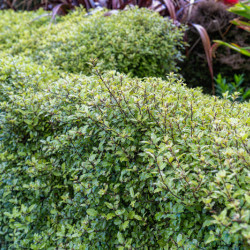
top-left (0, 9), bottom-right (53, 50)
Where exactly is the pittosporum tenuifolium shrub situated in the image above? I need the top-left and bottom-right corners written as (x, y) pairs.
top-left (0, 9), bottom-right (53, 51)
top-left (0, 66), bottom-right (249, 249)
top-left (0, 54), bottom-right (60, 102)
top-left (6, 7), bottom-right (185, 78)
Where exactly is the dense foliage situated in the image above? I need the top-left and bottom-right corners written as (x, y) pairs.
top-left (0, 56), bottom-right (249, 248)
top-left (215, 73), bottom-right (250, 102)
top-left (1, 8), bottom-right (185, 78)
top-left (0, 4), bottom-right (249, 249)
top-left (0, 9), bottom-right (52, 51)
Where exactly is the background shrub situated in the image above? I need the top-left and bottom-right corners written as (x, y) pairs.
top-left (0, 54), bottom-right (60, 102)
top-left (4, 7), bottom-right (185, 78)
top-left (0, 65), bottom-right (249, 248)
top-left (0, 9), bottom-right (52, 51)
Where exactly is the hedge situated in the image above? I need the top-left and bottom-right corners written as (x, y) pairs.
top-left (0, 63), bottom-right (249, 248)
top-left (0, 9), bottom-right (52, 51)
top-left (3, 7), bottom-right (185, 78)
top-left (0, 54), bottom-right (60, 102)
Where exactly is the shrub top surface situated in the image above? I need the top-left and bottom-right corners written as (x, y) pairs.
top-left (1, 8), bottom-right (185, 78)
top-left (0, 9), bottom-right (52, 51)
top-left (0, 60), bottom-right (249, 248)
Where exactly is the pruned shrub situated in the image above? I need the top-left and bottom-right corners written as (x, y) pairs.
top-left (0, 54), bottom-right (61, 105)
top-left (0, 65), bottom-right (249, 248)
top-left (0, 9), bottom-right (52, 51)
top-left (5, 7), bottom-right (185, 78)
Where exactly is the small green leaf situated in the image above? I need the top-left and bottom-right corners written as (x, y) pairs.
top-left (106, 213), bottom-right (115, 220)
top-left (129, 187), bottom-right (134, 198)
top-left (117, 232), bottom-right (124, 244)
top-left (134, 215), bottom-right (142, 221)
top-left (205, 232), bottom-right (218, 244)
top-left (86, 208), bottom-right (98, 217)
top-left (105, 202), bottom-right (114, 209)
top-left (121, 221), bottom-right (129, 231)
